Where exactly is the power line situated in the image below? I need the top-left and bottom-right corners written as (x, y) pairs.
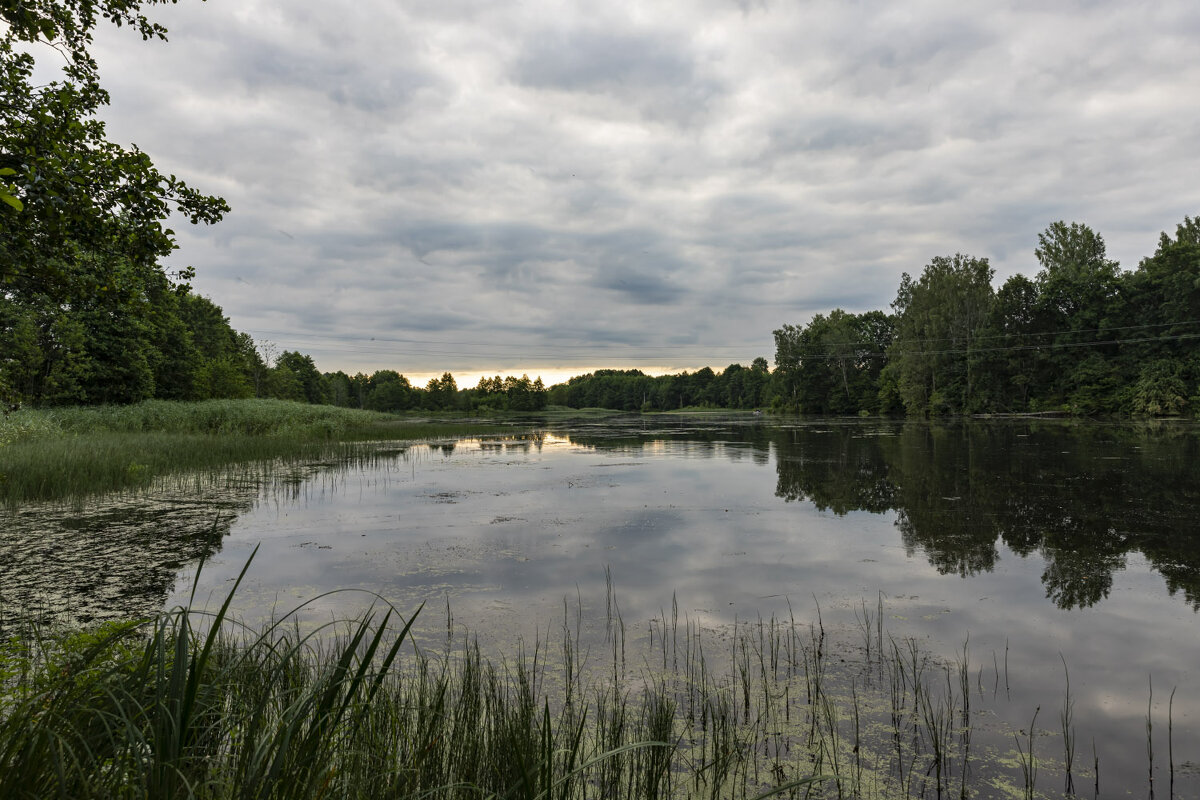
top-left (249, 317), bottom-right (1200, 357)
top-left (244, 330), bottom-right (770, 366)
top-left (796, 331), bottom-right (1200, 361)
top-left (905, 318), bottom-right (1200, 346)
top-left (242, 319), bottom-right (1200, 367)
top-left (779, 318), bottom-right (1200, 350)
top-left (300, 346), bottom-right (749, 363)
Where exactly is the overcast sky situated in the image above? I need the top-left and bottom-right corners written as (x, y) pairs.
top-left (85, 0), bottom-right (1200, 386)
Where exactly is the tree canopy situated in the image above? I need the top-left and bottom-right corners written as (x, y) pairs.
top-left (771, 218), bottom-right (1200, 417)
top-left (1, 0), bottom-right (227, 282)
top-left (1, 0), bottom-right (228, 404)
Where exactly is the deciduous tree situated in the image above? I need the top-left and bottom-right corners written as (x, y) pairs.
top-left (888, 254), bottom-right (994, 416)
top-left (1, 1), bottom-right (226, 405)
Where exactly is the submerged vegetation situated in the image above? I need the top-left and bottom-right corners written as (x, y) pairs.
top-left (0, 399), bottom-right (519, 508)
top-left (1, 567), bottom-right (1183, 799)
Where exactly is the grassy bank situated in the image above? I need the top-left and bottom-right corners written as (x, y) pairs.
top-left (0, 399), bottom-right (522, 508)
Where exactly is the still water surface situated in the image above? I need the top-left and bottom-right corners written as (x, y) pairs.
top-left (5, 416), bottom-right (1200, 794)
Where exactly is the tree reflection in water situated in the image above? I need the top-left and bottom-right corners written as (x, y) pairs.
top-left (770, 420), bottom-right (1200, 609)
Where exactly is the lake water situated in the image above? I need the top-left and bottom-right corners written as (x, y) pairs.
top-left (4, 416), bottom-right (1199, 795)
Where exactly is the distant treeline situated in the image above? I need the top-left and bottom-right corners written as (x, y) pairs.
top-left (322, 371), bottom-right (549, 413)
top-left (550, 360), bottom-right (773, 411)
top-left (5, 216), bottom-right (1196, 417)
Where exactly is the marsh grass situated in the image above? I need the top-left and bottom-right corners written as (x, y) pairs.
top-left (0, 555), bottom-right (824, 800)
top-left (0, 400), bottom-right (520, 508)
top-left (2, 399), bottom-right (480, 439)
top-left (0, 561), bottom-right (1178, 799)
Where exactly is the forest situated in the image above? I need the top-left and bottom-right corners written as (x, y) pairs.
top-left (4, 219), bottom-right (1199, 417)
top-left (0, 264), bottom-right (552, 413)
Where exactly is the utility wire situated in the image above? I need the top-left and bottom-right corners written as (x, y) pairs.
top-left (249, 318), bottom-right (1200, 357)
top-left (243, 319), bottom-right (1200, 368)
top-left (797, 331), bottom-right (1200, 361)
top-left (780, 318), bottom-right (1200, 350)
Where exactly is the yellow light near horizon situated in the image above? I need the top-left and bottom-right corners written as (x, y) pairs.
top-left (400, 365), bottom-right (711, 389)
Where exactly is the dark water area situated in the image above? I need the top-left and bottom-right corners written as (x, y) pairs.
top-left (4, 416), bottom-right (1200, 795)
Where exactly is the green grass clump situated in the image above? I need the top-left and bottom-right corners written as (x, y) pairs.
top-left (1, 557), bottom-right (819, 800)
top-left (0, 411), bottom-right (63, 447)
top-left (0, 400), bottom-right (521, 508)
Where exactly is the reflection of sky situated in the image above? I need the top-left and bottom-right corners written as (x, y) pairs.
top-left (169, 428), bottom-right (1200, 793)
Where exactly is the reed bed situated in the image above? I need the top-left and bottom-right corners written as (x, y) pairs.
top-left (0, 557), bottom-right (744, 800)
top-left (0, 400), bottom-right (519, 508)
top-left (3, 399), bottom-right (443, 439)
top-left (4, 565), bottom-right (1170, 800)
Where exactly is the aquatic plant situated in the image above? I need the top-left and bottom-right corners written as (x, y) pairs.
top-left (0, 399), bottom-right (521, 508)
top-left (0, 554), bottom-right (675, 799)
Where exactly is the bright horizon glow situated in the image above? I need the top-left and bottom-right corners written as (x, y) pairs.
top-left (243, 331), bottom-right (775, 390)
top-left (393, 365), bottom-right (718, 390)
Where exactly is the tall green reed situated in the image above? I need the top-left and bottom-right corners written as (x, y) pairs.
top-left (0, 551), bottom-right (677, 800)
top-left (0, 399), bottom-right (521, 508)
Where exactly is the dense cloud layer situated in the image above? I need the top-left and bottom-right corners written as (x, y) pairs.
top-left (88, 0), bottom-right (1200, 379)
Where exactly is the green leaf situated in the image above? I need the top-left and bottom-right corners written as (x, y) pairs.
top-left (1, 193), bottom-right (23, 211)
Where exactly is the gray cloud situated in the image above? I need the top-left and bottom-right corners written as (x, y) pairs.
top-left (81, 0), bottom-right (1200, 378)
top-left (592, 269), bottom-right (684, 306)
top-left (512, 27), bottom-right (723, 126)
top-left (514, 29), bottom-right (695, 92)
